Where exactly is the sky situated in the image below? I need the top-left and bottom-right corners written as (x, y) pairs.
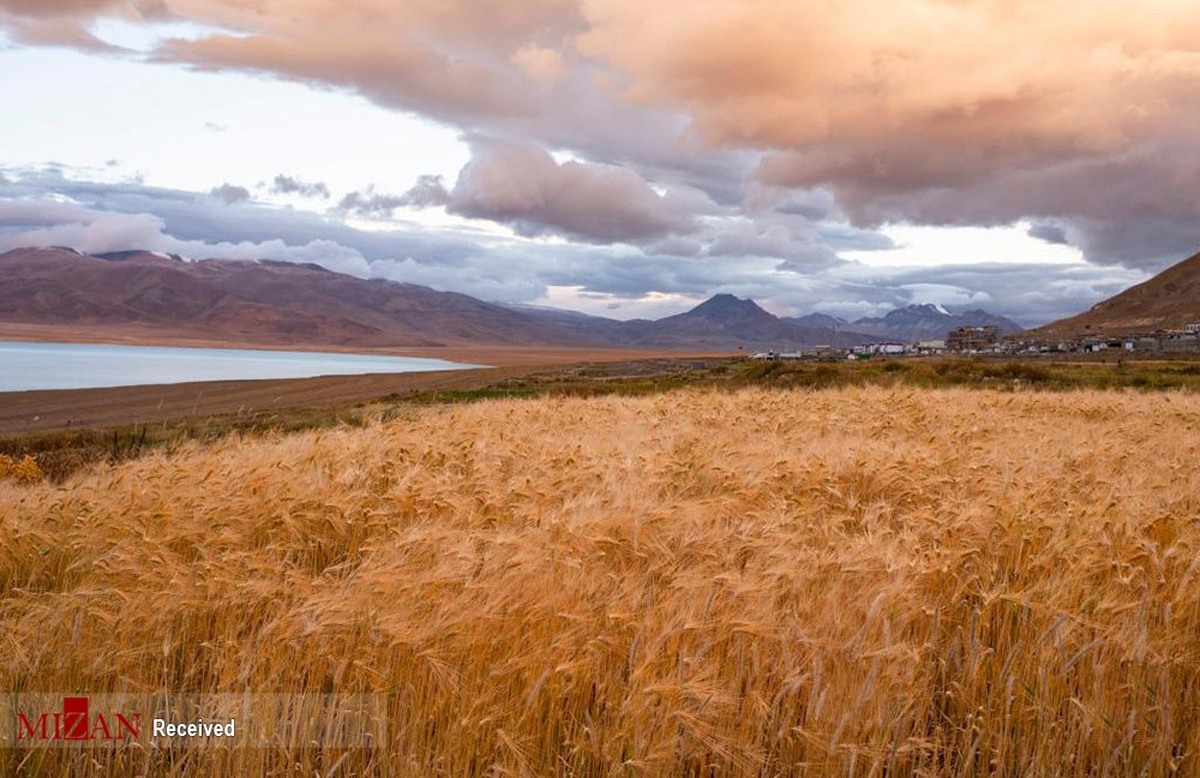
top-left (2, 2), bottom-right (1198, 326)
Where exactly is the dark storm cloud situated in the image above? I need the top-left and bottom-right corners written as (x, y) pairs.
top-left (777, 134), bottom-right (1200, 270)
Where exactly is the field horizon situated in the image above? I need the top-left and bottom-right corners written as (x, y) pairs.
top-left (3, 385), bottom-right (1199, 773)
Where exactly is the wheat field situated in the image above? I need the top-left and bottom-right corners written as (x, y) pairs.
top-left (3, 386), bottom-right (1200, 775)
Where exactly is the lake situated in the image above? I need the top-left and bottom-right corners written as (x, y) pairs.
top-left (0, 341), bottom-right (483, 392)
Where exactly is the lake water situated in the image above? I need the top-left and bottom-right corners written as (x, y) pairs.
top-left (0, 341), bottom-right (483, 392)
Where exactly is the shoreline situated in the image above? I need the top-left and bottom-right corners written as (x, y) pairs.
top-left (0, 366), bottom-right (554, 437)
top-left (0, 334), bottom-right (728, 436)
top-left (0, 322), bottom-right (728, 367)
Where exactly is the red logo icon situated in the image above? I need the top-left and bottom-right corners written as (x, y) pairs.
top-left (16, 696), bottom-right (141, 742)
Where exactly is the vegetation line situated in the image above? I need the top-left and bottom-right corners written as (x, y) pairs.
top-left (5, 356), bottom-right (1200, 482)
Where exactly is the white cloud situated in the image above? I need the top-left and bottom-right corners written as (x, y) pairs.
top-left (0, 168), bottom-right (1159, 326)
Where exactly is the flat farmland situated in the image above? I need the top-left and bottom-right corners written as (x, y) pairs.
top-left (3, 386), bottom-right (1199, 774)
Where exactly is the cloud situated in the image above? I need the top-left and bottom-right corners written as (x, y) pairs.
top-left (810, 138), bottom-right (1200, 267)
top-left (336, 189), bottom-right (407, 218)
top-left (2, 0), bottom-right (753, 210)
top-left (445, 135), bottom-right (701, 243)
top-left (0, 0), bottom-right (129, 49)
top-left (3, 0), bottom-right (578, 120)
top-left (580, 1), bottom-right (1200, 162)
top-left (338, 175), bottom-right (449, 217)
top-left (1, 168), bottom-right (484, 267)
top-left (0, 1), bottom-right (123, 16)
top-left (397, 174), bottom-right (450, 208)
top-left (706, 221), bottom-right (833, 264)
top-left (269, 174), bottom-right (330, 199)
top-left (511, 44), bottom-right (567, 85)
top-left (149, 1), bottom-right (583, 126)
top-left (646, 236), bottom-right (702, 258)
top-left (6, 2), bottom-right (1200, 270)
top-left (0, 202), bottom-right (170, 256)
top-left (0, 166), bottom-right (1161, 328)
top-left (895, 283), bottom-right (994, 309)
top-left (829, 260), bottom-right (1150, 326)
top-left (1027, 222), bottom-right (1070, 246)
top-left (209, 182), bottom-right (249, 204)
top-left (575, 0), bottom-right (1200, 267)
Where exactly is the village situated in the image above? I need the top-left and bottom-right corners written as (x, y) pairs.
top-left (751, 322), bottom-right (1200, 361)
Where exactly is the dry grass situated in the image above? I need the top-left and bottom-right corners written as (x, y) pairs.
top-left (3, 386), bottom-right (1200, 775)
top-left (0, 454), bottom-right (42, 485)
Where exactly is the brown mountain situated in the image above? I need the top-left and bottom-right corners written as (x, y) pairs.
top-left (0, 247), bottom-right (612, 348)
top-left (617, 294), bottom-right (869, 349)
top-left (0, 247), bottom-right (870, 351)
top-left (1030, 249), bottom-right (1200, 339)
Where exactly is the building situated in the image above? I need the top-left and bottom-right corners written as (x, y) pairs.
top-left (851, 342), bottom-right (907, 356)
top-left (946, 325), bottom-right (1000, 352)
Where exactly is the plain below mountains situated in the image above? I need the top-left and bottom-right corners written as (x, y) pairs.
top-left (1, 247), bottom-right (1015, 350)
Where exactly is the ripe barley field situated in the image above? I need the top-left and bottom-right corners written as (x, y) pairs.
top-left (3, 386), bottom-right (1200, 775)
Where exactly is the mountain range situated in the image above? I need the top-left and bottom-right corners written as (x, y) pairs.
top-left (1, 246), bottom-right (1023, 350)
top-left (787, 304), bottom-right (1021, 342)
top-left (0, 247), bottom-right (571, 347)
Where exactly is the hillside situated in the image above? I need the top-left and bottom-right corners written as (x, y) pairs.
top-left (0, 247), bottom-right (613, 348)
top-left (787, 312), bottom-right (847, 329)
top-left (1030, 249), bottom-right (1200, 338)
